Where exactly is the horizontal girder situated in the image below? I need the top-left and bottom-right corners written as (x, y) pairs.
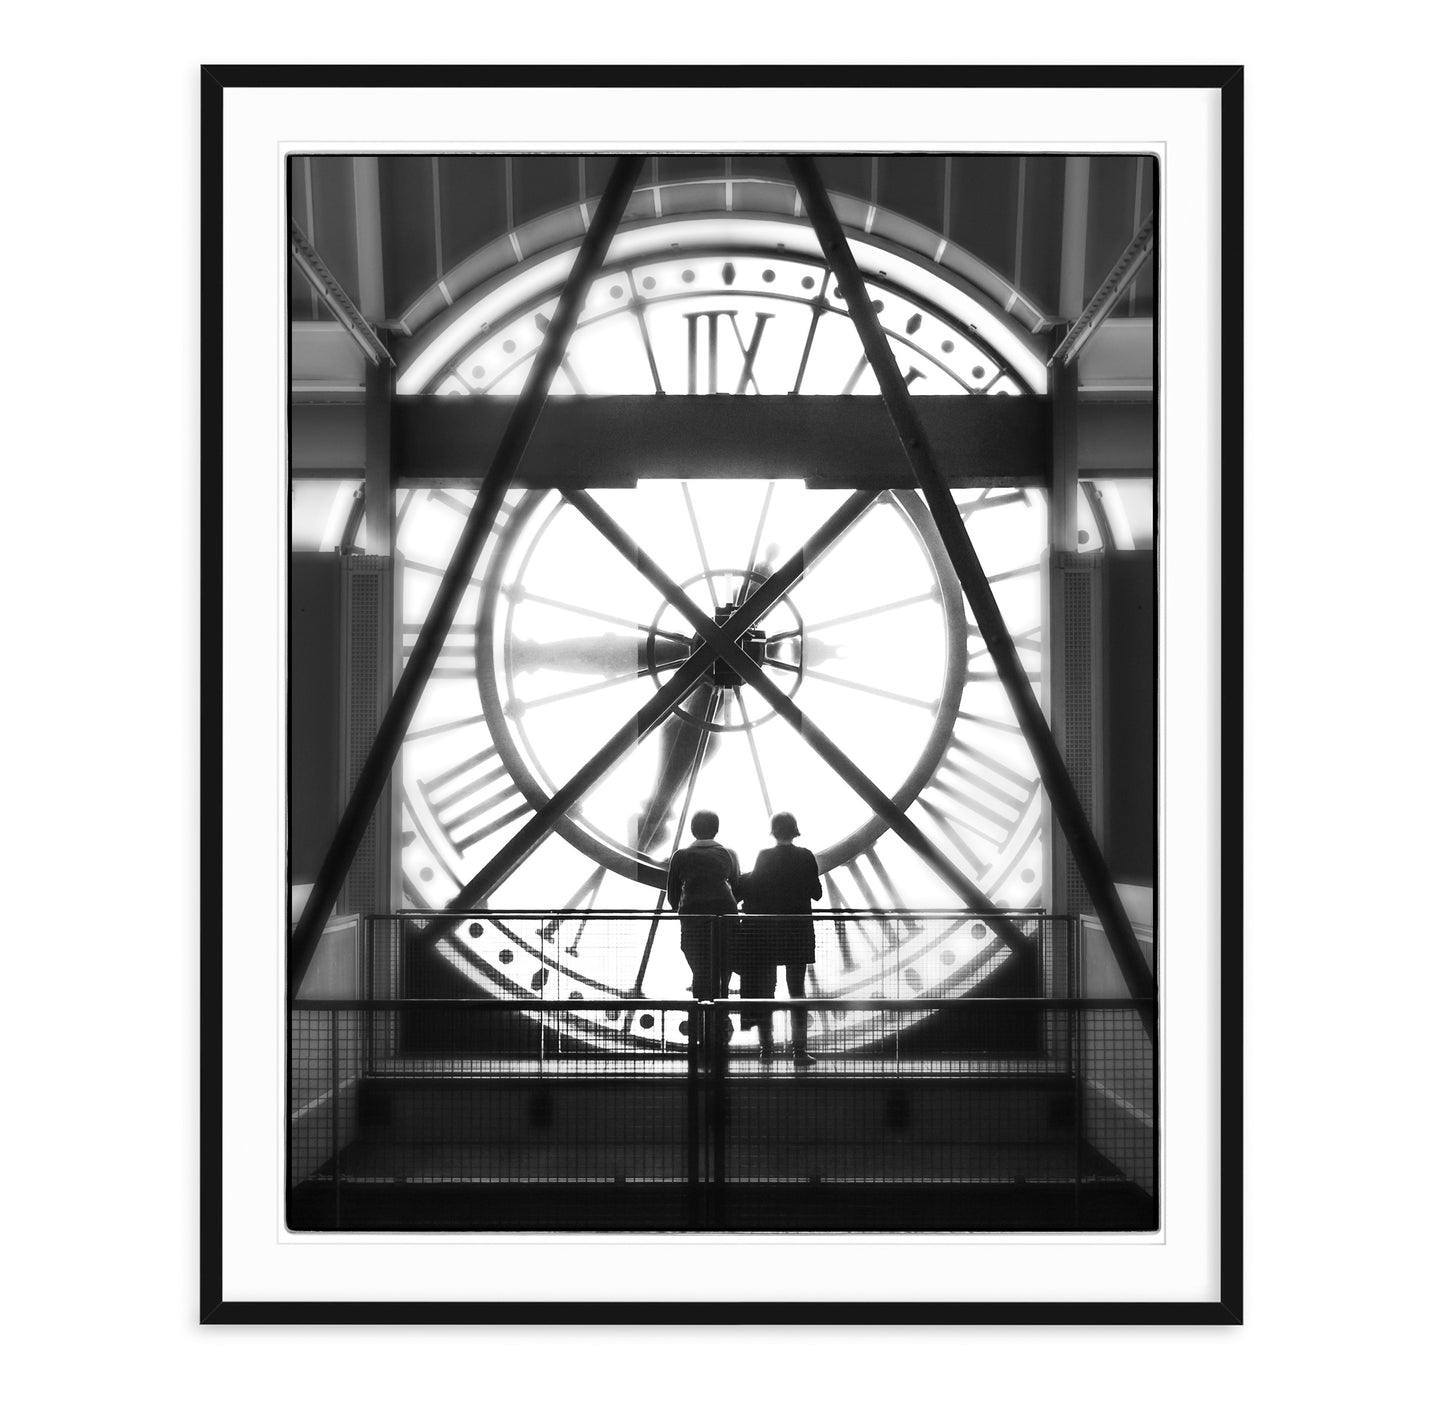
top-left (291, 394), bottom-right (1152, 484)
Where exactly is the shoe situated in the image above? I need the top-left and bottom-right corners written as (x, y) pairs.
top-left (792, 1051), bottom-right (817, 1066)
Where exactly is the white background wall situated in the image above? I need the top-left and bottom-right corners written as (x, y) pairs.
top-left (2, 3), bottom-right (1437, 1391)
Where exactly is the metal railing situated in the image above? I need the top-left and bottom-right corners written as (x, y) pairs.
top-left (287, 911), bottom-right (1156, 1232)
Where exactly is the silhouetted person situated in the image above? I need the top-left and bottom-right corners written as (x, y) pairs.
top-left (736, 812), bottom-right (822, 1065)
top-left (666, 810), bottom-right (740, 1002)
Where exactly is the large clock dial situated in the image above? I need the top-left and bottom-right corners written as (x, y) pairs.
top-left (393, 232), bottom-right (1094, 1047)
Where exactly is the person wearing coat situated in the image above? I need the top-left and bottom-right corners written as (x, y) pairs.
top-left (666, 809), bottom-right (740, 1001)
top-left (735, 811), bottom-right (822, 1065)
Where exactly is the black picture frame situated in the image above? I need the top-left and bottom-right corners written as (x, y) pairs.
top-left (201, 63), bottom-right (1242, 1323)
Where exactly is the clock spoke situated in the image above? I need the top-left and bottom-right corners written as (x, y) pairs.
top-left (967, 622), bottom-right (1042, 681)
top-left (401, 623), bottom-right (477, 679)
top-left (634, 684), bottom-right (719, 852)
top-left (512, 633), bottom-right (691, 679)
top-left (790, 283), bottom-right (829, 394)
top-left (402, 556), bottom-right (483, 588)
top-left (740, 481), bottom-right (775, 599)
top-left (956, 707), bottom-right (1025, 735)
top-left (763, 658), bottom-right (937, 713)
top-left (680, 483), bottom-right (720, 610)
top-left (985, 560), bottom-right (1041, 587)
top-left (733, 691), bottom-right (773, 819)
top-left (403, 714), bottom-right (487, 745)
top-left (534, 864), bottom-right (608, 954)
top-left (625, 269), bottom-right (665, 395)
top-left (968, 622), bottom-right (1042, 655)
top-left (517, 657), bottom-right (687, 713)
top-left (817, 921), bottom-right (857, 980)
top-left (515, 589), bottom-right (692, 645)
top-left (956, 487), bottom-right (1030, 519)
top-left (628, 888), bottom-right (671, 997)
top-left (822, 872), bottom-right (874, 963)
top-left (557, 351), bottom-right (586, 396)
top-left (562, 486), bottom-right (881, 632)
top-left (841, 352), bottom-right (870, 395)
top-left (769, 588), bottom-right (937, 641)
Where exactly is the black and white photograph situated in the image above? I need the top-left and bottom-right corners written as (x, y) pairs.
top-left (286, 146), bottom-right (1163, 1238)
top-left (186, 66), bottom-right (1251, 1320)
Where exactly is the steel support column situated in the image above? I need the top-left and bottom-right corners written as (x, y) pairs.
top-left (1050, 348), bottom-right (1080, 554)
top-left (290, 154), bottom-right (646, 1000)
top-left (363, 340), bottom-right (394, 556)
top-left (787, 156), bottom-right (1154, 1007)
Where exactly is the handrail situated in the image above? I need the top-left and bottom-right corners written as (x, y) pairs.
top-left (292, 996), bottom-right (1153, 1012)
top-left (391, 908), bottom-right (1057, 919)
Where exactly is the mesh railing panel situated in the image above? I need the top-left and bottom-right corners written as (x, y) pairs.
top-left (288, 913), bottom-right (1156, 1232)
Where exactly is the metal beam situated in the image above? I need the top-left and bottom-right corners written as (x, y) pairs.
top-left (363, 340), bottom-right (394, 556)
top-left (351, 155), bottom-right (386, 325)
top-left (289, 218), bottom-right (394, 370)
top-left (1058, 156), bottom-right (1091, 320)
top-left (787, 156), bottom-right (1155, 1009)
top-left (291, 396), bottom-right (1158, 483)
top-left (1048, 215), bottom-right (1155, 369)
top-left (1050, 349), bottom-right (1080, 553)
top-left (391, 395), bottom-right (1048, 487)
top-left (289, 155), bottom-right (646, 1001)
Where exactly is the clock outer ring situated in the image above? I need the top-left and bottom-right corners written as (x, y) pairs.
top-left (471, 486), bottom-right (971, 887)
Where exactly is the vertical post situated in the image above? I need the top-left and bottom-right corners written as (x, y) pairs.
top-left (330, 1009), bottom-right (341, 1229)
top-left (361, 917), bottom-right (372, 1077)
top-left (710, 999), bottom-right (727, 1231)
top-left (1049, 351), bottom-right (1080, 554)
top-left (1073, 1004), bottom-right (1083, 1229)
top-left (686, 1010), bottom-right (701, 1230)
top-left (363, 345), bottom-right (395, 558)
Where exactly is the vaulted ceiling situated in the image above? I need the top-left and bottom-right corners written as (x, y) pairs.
top-left (289, 153), bottom-right (1155, 354)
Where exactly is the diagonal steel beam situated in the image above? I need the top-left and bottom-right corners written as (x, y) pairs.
top-left (564, 491), bottom-right (1032, 957)
top-left (290, 155), bottom-right (646, 1001)
top-left (1048, 214), bottom-right (1156, 369)
top-left (289, 219), bottom-right (394, 369)
top-left (787, 156), bottom-right (1155, 1007)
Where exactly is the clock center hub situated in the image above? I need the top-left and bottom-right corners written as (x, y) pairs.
top-left (643, 567), bottom-right (808, 732)
top-left (708, 602), bottom-right (766, 688)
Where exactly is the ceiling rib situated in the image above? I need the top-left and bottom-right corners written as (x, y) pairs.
top-left (290, 219), bottom-right (394, 369)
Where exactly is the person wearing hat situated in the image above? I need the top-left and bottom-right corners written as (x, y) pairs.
top-left (735, 811), bottom-right (822, 1065)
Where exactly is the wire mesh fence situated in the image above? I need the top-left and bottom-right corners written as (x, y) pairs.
top-left (288, 912), bottom-right (1155, 1232)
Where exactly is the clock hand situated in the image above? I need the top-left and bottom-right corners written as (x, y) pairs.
top-left (634, 684), bottom-right (720, 853)
top-left (511, 633), bottom-right (691, 677)
top-left (629, 685), bottom-right (726, 994)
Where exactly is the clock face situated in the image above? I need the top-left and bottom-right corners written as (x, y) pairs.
top-left (392, 234), bottom-right (1096, 1047)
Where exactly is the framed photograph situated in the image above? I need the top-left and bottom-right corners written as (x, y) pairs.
top-left (201, 65), bottom-right (1241, 1322)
